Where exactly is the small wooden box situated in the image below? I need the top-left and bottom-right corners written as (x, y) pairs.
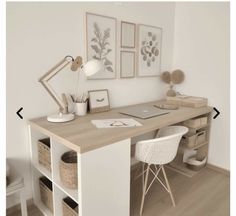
top-left (39, 177), bottom-right (53, 213)
top-left (38, 138), bottom-right (51, 171)
top-left (167, 96), bottom-right (208, 108)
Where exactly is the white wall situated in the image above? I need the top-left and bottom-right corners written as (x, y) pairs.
top-left (6, 2), bottom-right (175, 206)
top-left (173, 2), bottom-right (230, 170)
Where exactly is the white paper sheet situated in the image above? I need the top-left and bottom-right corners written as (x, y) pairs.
top-left (91, 118), bottom-right (142, 128)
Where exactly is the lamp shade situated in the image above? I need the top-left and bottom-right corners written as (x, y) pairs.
top-left (82, 59), bottom-right (103, 76)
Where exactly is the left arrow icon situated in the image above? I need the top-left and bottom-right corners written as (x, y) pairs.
top-left (16, 107), bottom-right (23, 119)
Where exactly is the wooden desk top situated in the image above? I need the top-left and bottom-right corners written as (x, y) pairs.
top-left (29, 100), bottom-right (213, 153)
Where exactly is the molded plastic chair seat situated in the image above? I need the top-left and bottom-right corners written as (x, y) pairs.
top-left (135, 126), bottom-right (188, 215)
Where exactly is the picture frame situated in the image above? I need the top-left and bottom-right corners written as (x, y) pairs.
top-left (88, 89), bottom-right (110, 113)
top-left (137, 24), bottom-right (162, 77)
top-left (86, 12), bottom-right (117, 79)
top-left (120, 51), bottom-right (135, 78)
top-left (121, 21), bottom-right (136, 48)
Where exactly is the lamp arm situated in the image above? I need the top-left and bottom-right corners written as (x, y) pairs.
top-left (39, 57), bottom-right (72, 114)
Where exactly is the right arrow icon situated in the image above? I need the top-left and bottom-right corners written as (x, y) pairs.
top-left (213, 107), bottom-right (220, 119)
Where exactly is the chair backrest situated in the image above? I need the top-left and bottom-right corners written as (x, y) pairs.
top-left (135, 126), bottom-right (188, 165)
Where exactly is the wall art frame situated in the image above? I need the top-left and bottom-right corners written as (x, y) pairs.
top-left (137, 24), bottom-right (162, 77)
top-left (88, 89), bottom-right (110, 113)
top-left (120, 51), bottom-right (135, 78)
top-left (120, 21), bottom-right (136, 48)
top-left (86, 12), bottom-right (117, 79)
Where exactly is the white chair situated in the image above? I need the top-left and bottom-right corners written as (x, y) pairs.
top-left (135, 126), bottom-right (188, 215)
top-left (6, 160), bottom-right (28, 216)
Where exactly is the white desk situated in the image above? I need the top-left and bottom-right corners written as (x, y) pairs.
top-left (28, 100), bottom-right (213, 216)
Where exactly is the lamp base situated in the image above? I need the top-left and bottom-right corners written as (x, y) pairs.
top-left (47, 113), bottom-right (75, 123)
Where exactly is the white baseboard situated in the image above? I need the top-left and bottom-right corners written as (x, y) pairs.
top-left (207, 163), bottom-right (230, 176)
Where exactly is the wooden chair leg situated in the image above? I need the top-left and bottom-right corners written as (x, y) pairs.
top-left (161, 165), bottom-right (176, 207)
top-left (140, 164), bottom-right (150, 216)
top-left (20, 189), bottom-right (28, 216)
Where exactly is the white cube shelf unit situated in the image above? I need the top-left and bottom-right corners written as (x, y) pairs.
top-left (29, 126), bottom-right (80, 215)
top-left (28, 124), bottom-right (131, 216)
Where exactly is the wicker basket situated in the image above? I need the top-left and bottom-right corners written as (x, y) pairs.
top-left (183, 117), bottom-right (201, 128)
top-left (39, 176), bottom-right (53, 213)
top-left (196, 130), bottom-right (206, 145)
top-left (38, 138), bottom-right (51, 171)
top-left (60, 151), bottom-right (78, 189)
top-left (183, 117), bottom-right (208, 128)
top-left (182, 130), bottom-right (206, 148)
top-left (62, 197), bottom-right (78, 216)
top-left (181, 134), bottom-right (196, 148)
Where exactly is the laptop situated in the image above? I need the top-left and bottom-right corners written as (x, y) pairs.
top-left (119, 105), bottom-right (169, 119)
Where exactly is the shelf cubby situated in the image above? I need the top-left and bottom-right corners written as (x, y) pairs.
top-left (53, 184), bottom-right (78, 216)
top-left (168, 113), bottom-right (212, 177)
top-left (32, 167), bottom-right (53, 216)
top-left (29, 127), bottom-right (52, 180)
top-left (51, 139), bottom-right (78, 202)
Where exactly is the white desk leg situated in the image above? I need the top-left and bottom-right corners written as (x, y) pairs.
top-left (79, 139), bottom-right (131, 216)
top-left (20, 189), bottom-right (28, 216)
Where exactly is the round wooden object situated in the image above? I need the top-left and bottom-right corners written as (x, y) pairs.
top-left (161, 71), bottom-right (171, 84)
top-left (71, 56), bottom-right (82, 71)
top-left (171, 69), bottom-right (185, 84)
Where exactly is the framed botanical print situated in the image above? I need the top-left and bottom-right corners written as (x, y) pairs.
top-left (137, 24), bottom-right (162, 77)
top-left (86, 12), bottom-right (117, 79)
top-left (88, 89), bottom-right (110, 113)
top-left (121, 21), bottom-right (136, 48)
top-left (120, 51), bottom-right (135, 78)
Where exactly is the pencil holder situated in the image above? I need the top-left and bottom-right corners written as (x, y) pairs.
top-left (74, 102), bottom-right (87, 116)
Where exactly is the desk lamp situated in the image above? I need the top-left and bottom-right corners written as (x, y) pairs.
top-left (39, 56), bottom-right (103, 123)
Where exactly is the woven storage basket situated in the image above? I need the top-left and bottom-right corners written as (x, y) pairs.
top-left (181, 134), bottom-right (196, 148)
top-left (39, 176), bottom-right (53, 213)
top-left (38, 138), bottom-right (51, 171)
top-left (62, 197), bottom-right (78, 216)
top-left (183, 117), bottom-right (201, 128)
top-left (196, 130), bottom-right (206, 145)
top-left (60, 151), bottom-right (78, 189)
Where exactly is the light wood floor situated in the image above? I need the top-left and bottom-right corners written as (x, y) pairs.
top-left (7, 167), bottom-right (229, 216)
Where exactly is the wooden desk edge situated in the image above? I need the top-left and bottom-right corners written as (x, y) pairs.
top-left (28, 103), bottom-right (213, 154)
top-left (28, 121), bottom-right (81, 153)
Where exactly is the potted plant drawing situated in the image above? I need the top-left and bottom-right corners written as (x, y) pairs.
top-left (90, 22), bottom-right (113, 72)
